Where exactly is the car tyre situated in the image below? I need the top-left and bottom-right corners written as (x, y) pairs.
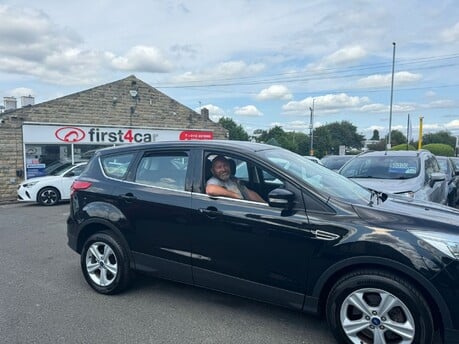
top-left (326, 269), bottom-right (434, 344)
top-left (80, 231), bottom-right (131, 294)
top-left (37, 186), bottom-right (60, 206)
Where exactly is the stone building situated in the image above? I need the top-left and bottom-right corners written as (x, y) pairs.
top-left (0, 75), bottom-right (227, 203)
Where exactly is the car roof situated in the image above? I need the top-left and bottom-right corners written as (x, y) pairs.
top-left (355, 150), bottom-right (428, 157)
top-left (94, 140), bottom-right (277, 156)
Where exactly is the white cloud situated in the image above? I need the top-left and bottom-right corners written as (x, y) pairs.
top-left (357, 71), bottom-right (422, 88)
top-left (446, 119), bottom-right (459, 130)
top-left (256, 85), bottom-right (292, 100)
top-left (234, 105), bottom-right (263, 116)
top-left (9, 87), bottom-right (34, 98)
top-left (282, 93), bottom-right (370, 115)
top-left (441, 21), bottom-right (459, 42)
top-left (172, 60), bottom-right (265, 84)
top-left (110, 45), bottom-right (173, 73)
top-left (307, 45), bottom-right (367, 71)
top-left (322, 45), bottom-right (367, 66)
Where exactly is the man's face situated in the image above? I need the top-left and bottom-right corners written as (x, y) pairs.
top-left (211, 159), bottom-right (231, 181)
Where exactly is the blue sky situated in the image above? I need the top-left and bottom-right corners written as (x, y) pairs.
top-left (1, 0), bottom-right (459, 140)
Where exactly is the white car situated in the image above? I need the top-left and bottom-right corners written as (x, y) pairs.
top-left (17, 162), bottom-right (87, 206)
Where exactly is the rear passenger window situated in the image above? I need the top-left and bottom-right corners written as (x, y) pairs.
top-left (101, 153), bottom-right (135, 179)
top-left (135, 152), bottom-right (188, 191)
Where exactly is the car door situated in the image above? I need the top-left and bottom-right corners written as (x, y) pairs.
top-left (110, 150), bottom-right (193, 284)
top-left (60, 164), bottom-right (87, 199)
top-left (190, 153), bottom-right (317, 310)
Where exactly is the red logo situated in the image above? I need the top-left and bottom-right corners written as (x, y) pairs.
top-left (179, 131), bottom-right (213, 140)
top-left (55, 127), bottom-right (86, 142)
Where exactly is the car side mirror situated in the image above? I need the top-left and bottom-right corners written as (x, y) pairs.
top-left (429, 172), bottom-right (445, 187)
top-left (64, 171), bottom-right (75, 177)
top-left (268, 188), bottom-right (294, 209)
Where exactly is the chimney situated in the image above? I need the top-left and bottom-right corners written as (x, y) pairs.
top-left (4, 97), bottom-right (17, 111)
top-left (21, 95), bottom-right (34, 107)
top-left (201, 107), bottom-right (209, 120)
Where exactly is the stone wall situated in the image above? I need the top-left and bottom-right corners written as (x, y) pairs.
top-left (0, 75), bottom-right (227, 203)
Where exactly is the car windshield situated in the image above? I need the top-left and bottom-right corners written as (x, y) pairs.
top-left (340, 155), bottom-right (420, 179)
top-left (321, 156), bottom-right (353, 170)
top-left (257, 148), bottom-right (371, 204)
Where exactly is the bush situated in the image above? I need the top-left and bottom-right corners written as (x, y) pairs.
top-left (391, 144), bottom-right (417, 151)
top-left (421, 143), bottom-right (455, 156)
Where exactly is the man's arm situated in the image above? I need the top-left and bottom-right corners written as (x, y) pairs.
top-left (245, 188), bottom-right (266, 203)
top-left (206, 184), bottom-right (243, 199)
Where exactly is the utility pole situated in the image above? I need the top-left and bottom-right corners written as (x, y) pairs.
top-left (387, 42), bottom-right (396, 150)
top-left (309, 99), bottom-right (315, 156)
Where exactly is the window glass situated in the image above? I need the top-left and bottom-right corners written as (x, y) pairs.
top-left (257, 148), bottom-right (371, 204)
top-left (340, 156), bottom-right (419, 179)
top-left (135, 153), bottom-right (188, 191)
top-left (64, 164), bottom-right (87, 177)
top-left (101, 153), bottom-right (135, 179)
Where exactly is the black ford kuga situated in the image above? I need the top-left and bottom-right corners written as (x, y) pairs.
top-left (67, 140), bottom-right (459, 344)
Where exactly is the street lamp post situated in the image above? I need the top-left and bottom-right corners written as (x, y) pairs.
top-left (387, 42), bottom-right (396, 150)
top-left (309, 99), bottom-right (315, 156)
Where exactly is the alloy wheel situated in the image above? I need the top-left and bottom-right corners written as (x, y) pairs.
top-left (85, 241), bottom-right (118, 287)
top-left (340, 288), bottom-right (415, 344)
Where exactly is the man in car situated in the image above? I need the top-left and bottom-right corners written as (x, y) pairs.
top-left (206, 155), bottom-right (265, 203)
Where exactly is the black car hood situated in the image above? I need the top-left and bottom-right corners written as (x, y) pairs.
top-left (352, 195), bottom-right (459, 232)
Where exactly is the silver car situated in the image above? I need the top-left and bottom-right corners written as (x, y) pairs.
top-left (339, 150), bottom-right (448, 204)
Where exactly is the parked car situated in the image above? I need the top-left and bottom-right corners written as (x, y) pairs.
top-left (18, 162), bottom-right (87, 206)
top-left (320, 154), bottom-right (354, 171)
top-left (436, 156), bottom-right (459, 206)
top-left (451, 157), bottom-right (459, 171)
top-left (339, 150), bottom-right (448, 204)
top-left (67, 141), bottom-right (459, 344)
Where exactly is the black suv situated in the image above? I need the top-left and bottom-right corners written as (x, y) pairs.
top-left (67, 140), bottom-right (459, 344)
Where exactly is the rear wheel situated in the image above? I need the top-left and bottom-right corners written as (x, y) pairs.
top-left (37, 187), bottom-right (60, 206)
top-left (326, 270), bottom-right (434, 344)
top-left (80, 231), bottom-right (131, 294)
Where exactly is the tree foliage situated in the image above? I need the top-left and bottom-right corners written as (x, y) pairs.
top-left (391, 144), bottom-right (417, 151)
top-left (218, 117), bottom-right (249, 141)
top-left (386, 130), bottom-right (407, 146)
top-left (370, 129), bottom-right (380, 140)
top-left (422, 143), bottom-right (455, 156)
top-left (422, 131), bottom-right (456, 147)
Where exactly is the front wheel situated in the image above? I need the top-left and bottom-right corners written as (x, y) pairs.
top-left (80, 231), bottom-right (131, 294)
top-left (326, 270), bottom-right (434, 344)
top-left (37, 187), bottom-right (60, 206)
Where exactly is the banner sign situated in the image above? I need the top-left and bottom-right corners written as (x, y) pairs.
top-left (23, 124), bottom-right (213, 144)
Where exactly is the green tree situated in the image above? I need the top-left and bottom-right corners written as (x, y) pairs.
top-left (386, 130), bottom-right (407, 146)
top-left (391, 144), bottom-right (417, 151)
top-left (370, 129), bottom-right (380, 140)
top-left (313, 126), bottom-right (333, 158)
top-left (422, 131), bottom-right (456, 147)
top-left (218, 117), bottom-right (249, 141)
top-left (422, 143), bottom-right (455, 156)
top-left (312, 121), bottom-right (364, 157)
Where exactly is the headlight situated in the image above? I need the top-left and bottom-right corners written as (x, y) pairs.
top-left (410, 230), bottom-right (459, 259)
top-left (22, 181), bottom-right (39, 188)
top-left (396, 191), bottom-right (415, 198)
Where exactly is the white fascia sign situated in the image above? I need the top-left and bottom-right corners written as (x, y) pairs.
top-left (22, 124), bottom-right (213, 144)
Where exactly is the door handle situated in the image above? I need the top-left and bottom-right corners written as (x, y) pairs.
top-left (120, 193), bottom-right (137, 201)
top-left (198, 207), bottom-right (222, 218)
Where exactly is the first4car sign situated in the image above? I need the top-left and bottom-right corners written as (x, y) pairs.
top-left (23, 124), bottom-right (213, 144)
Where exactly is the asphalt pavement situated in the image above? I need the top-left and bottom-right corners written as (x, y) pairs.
top-left (0, 202), bottom-right (335, 344)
